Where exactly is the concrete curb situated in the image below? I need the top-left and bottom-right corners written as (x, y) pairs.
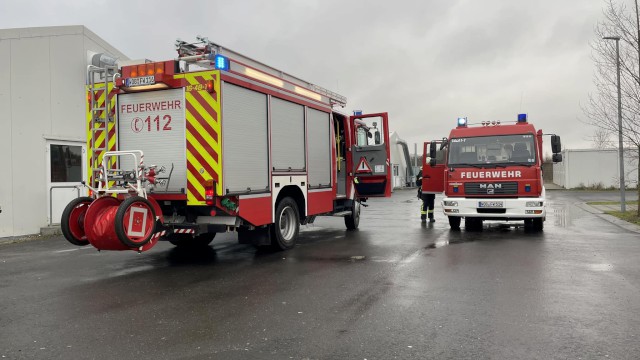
top-left (579, 203), bottom-right (640, 234)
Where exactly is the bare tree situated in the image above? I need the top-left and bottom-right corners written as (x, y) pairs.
top-left (589, 128), bottom-right (615, 149)
top-left (583, 0), bottom-right (640, 215)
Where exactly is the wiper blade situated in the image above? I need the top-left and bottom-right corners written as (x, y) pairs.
top-left (509, 162), bottom-right (534, 166)
top-left (453, 163), bottom-right (484, 168)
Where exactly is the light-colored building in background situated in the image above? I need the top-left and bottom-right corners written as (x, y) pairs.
top-left (553, 148), bottom-right (638, 189)
top-left (389, 132), bottom-right (415, 190)
top-left (0, 26), bottom-right (128, 237)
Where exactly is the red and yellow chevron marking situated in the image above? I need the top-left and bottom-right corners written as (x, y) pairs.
top-left (86, 83), bottom-right (117, 188)
top-left (174, 71), bottom-right (222, 205)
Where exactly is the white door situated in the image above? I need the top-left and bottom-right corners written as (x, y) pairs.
top-left (46, 141), bottom-right (87, 225)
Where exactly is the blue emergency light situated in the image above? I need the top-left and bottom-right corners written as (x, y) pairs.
top-left (353, 110), bottom-right (363, 116)
top-left (214, 55), bottom-right (229, 71)
top-left (457, 117), bottom-right (467, 127)
top-left (517, 113), bottom-right (528, 123)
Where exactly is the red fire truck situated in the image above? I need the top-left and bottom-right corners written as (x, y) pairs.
top-left (421, 115), bottom-right (562, 231)
top-left (60, 37), bottom-right (391, 252)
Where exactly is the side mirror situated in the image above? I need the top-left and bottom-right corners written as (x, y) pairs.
top-left (551, 135), bottom-right (562, 154)
top-left (552, 153), bottom-right (562, 163)
top-left (429, 142), bottom-right (437, 166)
top-left (429, 142), bottom-right (437, 158)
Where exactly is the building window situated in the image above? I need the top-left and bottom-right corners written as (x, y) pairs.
top-left (50, 145), bottom-right (82, 183)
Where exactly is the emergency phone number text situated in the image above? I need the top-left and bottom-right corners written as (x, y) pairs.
top-left (131, 115), bottom-right (172, 133)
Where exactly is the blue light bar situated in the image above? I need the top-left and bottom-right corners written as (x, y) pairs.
top-left (517, 113), bottom-right (527, 122)
top-left (214, 55), bottom-right (229, 71)
top-left (353, 110), bottom-right (363, 116)
top-left (457, 117), bottom-right (467, 127)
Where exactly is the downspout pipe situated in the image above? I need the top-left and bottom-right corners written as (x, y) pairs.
top-left (396, 139), bottom-right (415, 179)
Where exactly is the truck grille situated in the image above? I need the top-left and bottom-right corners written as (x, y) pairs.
top-left (464, 182), bottom-right (518, 195)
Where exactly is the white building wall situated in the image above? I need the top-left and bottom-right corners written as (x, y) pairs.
top-left (0, 26), bottom-right (128, 237)
top-left (0, 40), bottom-right (13, 237)
top-left (553, 149), bottom-right (638, 189)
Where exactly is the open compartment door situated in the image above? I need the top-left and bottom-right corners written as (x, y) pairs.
top-left (349, 112), bottom-right (391, 197)
top-left (422, 140), bottom-right (446, 194)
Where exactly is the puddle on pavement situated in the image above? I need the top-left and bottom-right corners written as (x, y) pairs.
top-left (550, 203), bottom-right (571, 228)
top-left (588, 263), bottom-right (613, 271)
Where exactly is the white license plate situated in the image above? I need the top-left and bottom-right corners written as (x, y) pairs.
top-left (478, 201), bottom-right (504, 208)
top-left (125, 76), bottom-right (155, 87)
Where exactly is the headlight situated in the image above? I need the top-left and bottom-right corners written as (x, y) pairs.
top-left (443, 201), bottom-right (458, 206)
top-left (526, 201), bottom-right (543, 207)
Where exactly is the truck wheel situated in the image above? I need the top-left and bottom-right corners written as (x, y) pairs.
top-left (465, 218), bottom-right (483, 231)
top-left (271, 197), bottom-right (300, 250)
top-left (169, 233), bottom-right (216, 247)
top-left (532, 218), bottom-right (544, 232)
top-left (114, 196), bottom-right (156, 248)
top-left (524, 219), bottom-right (544, 232)
top-left (448, 216), bottom-right (461, 230)
top-left (345, 200), bottom-right (361, 230)
top-left (61, 196), bottom-right (94, 246)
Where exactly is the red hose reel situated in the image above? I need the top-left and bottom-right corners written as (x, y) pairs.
top-left (61, 195), bottom-right (163, 252)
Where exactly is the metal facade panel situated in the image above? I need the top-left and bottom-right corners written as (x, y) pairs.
top-left (10, 36), bottom-right (51, 235)
top-left (117, 88), bottom-right (187, 192)
top-left (222, 83), bottom-right (269, 193)
top-left (0, 39), bottom-right (13, 237)
top-left (307, 108), bottom-right (331, 188)
top-left (271, 97), bottom-right (305, 171)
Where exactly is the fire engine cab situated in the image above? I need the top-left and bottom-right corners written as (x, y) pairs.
top-left (61, 37), bottom-right (391, 252)
top-left (422, 114), bottom-right (562, 231)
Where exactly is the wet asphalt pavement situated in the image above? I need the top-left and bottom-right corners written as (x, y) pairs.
top-left (1, 189), bottom-right (640, 360)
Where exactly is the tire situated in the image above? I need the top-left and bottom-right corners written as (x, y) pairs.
top-left (524, 218), bottom-right (544, 232)
top-left (61, 196), bottom-right (93, 246)
top-left (168, 232), bottom-right (216, 247)
top-left (271, 197), bottom-right (300, 251)
top-left (345, 200), bottom-right (361, 230)
top-left (532, 218), bottom-right (544, 232)
top-left (114, 196), bottom-right (156, 248)
top-left (448, 216), bottom-right (461, 230)
top-left (465, 218), bottom-right (483, 231)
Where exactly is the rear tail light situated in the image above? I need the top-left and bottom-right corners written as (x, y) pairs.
top-left (205, 179), bottom-right (215, 206)
top-left (137, 64), bottom-right (145, 77)
top-left (130, 67), bottom-right (138, 77)
top-left (146, 65), bottom-right (154, 76)
top-left (207, 80), bottom-right (214, 93)
top-left (155, 63), bottom-right (164, 75)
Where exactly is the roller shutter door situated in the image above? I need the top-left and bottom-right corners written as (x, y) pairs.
top-left (222, 83), bottom-right (269, 193)
top-left (271, 97), bottom-right (305, 171)
top-left (307, 108), bottom-right (331, 188)
top-left (117, 88), bottom-right (186, 192)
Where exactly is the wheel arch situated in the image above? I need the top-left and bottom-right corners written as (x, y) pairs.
top-left (275, 185), bottom-right (306, 222)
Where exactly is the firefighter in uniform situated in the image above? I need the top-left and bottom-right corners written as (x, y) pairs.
top-left (416, 168), bottom-right (435, 222)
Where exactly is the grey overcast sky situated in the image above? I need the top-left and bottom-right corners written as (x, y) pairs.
top-left (1, 0), bottom-right (605, 152)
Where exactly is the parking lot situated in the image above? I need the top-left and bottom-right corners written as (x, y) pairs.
top-left (1, 189), bottom-right (639, 359)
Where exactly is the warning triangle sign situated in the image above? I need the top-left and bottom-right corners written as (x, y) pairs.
top-left (355, 157), bottom-right (372, 174)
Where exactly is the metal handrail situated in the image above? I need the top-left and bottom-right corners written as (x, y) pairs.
top-left (49, 185), bottom-right (81, 225)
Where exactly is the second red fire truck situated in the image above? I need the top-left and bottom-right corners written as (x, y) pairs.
top-left (60, 37), bottom-right (392, 252)
top-left (421, 115), bottom-right (562, 231)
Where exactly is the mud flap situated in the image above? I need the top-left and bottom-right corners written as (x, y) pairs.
top-left (238, 226), bottom-right (271, 246)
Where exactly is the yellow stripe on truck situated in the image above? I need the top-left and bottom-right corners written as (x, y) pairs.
top-left (174, 71), bottom-right (223, 205)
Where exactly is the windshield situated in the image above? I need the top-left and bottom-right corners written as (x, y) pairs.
top-left (447, 134), bottom-right (536, 167)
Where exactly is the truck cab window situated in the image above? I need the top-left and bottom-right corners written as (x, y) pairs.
top-left (354, 116), bottom-right (385, 147)
top-left (448, 134), bottom-right (536, 167)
